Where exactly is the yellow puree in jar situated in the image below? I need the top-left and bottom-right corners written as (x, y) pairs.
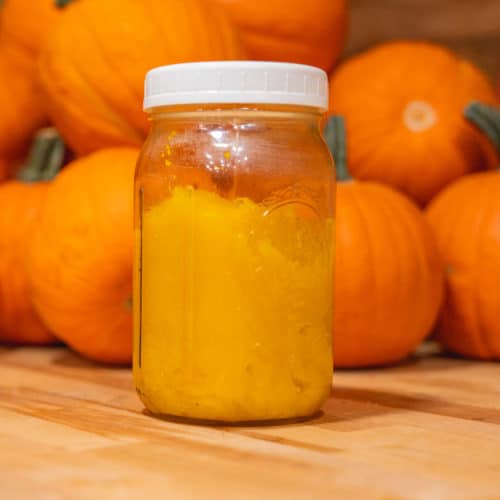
top-left (134, 186), bottom-right (333, 422)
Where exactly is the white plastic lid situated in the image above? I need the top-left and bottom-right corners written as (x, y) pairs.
top-left (144, 61), bottom-right (329, 112)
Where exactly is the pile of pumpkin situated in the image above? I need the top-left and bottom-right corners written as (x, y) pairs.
top-left (0, 0), bottom-right (499, 366)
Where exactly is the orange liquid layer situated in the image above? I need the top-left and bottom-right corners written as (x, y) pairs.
top-left (134, 187), bottom-right (333, 422)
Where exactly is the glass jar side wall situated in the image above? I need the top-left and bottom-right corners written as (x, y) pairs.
top-left (133, 105), bottom-right (335, 423)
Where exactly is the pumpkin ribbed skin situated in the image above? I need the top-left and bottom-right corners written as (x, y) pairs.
top-left (0, 0), bottom-right (60, 54)
top-left (329, 42), bottom-right (498, 205)
top-left (335, 180), bottom-right (444, 367)
top-left (0, 0), bottom-right (60, 162)
top-left (39, 0), bottom-right (245, 155)
top-left (0, 181), bottom-right (54, 344)
top-left (427, 171), bottom-right (500, 360)
top-left (28, 148), bottom-right (138, 363)
top-left (214, 0), bottom-right (347, 72)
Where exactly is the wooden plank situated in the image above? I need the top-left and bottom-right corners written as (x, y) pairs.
top-left (0, 346), bottom-right (499, 499)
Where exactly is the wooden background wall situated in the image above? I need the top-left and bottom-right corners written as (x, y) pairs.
top-left (344, 0), bottom-right (500, 81)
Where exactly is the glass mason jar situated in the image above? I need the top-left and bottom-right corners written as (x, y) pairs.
top-left (134, 62), bottom-right (335, 424)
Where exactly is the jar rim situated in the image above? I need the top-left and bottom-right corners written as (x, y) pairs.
top-left (143, 61), bottom-right (329, 112)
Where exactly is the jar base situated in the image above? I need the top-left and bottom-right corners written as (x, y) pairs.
top-left (143, 409), bottom-right (322, 427)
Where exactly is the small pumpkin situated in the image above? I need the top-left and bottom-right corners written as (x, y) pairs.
top-left (39, 0), bottom-right (245, 156)
top-left (0, 0), bottom-right (61, 162)
top-left (28, 148), bottom-right (138, 363)
top-left (329, 41), bottom-right (499, 205)
top-left (0, 129), bottom-right (64, 345)
top-left (214, 0), bottom-right (348, 72)
top-left (426, 103), bottom-right (500, 360)
top-left (326, 116), bottom-right (444, 367)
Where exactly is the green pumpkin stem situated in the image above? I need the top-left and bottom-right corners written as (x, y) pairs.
top-left (465, 101), bottom-right (500, 154)
top-left (16, 128), bottom-right (65, 183)
top-left (55, 0), bottom-right (74, 8)
top-left (324, 115), bottom-right (351, 181)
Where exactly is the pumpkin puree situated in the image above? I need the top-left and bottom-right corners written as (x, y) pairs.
top-left (133, 186), bottom-right (333, 422)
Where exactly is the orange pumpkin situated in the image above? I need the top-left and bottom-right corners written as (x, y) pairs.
top-left (0, 129), bottom-right (64, 345)
top-left (39, 0), bottom-right (245, 156)
top-left (214, 0), bottom-right (348, 72)
top-left (428, 171), bottom-right (500, 359)
top-left (0, 182), bottom-right (53, 344)
top-left (426, 103), bottom-right (500, 359)
top-left (329, 41), bottom-right (499, 205)
top-left (325, 117), bottom-right (444, 367)
top-left (28, 148), bottom-right (137, 364)
top-left (0, 0), bottom-right (60, 163)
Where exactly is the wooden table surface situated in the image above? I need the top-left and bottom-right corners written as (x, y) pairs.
top-left (1, 346), bottom-right (499, 500)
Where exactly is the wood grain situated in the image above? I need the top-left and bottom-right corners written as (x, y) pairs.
top-left (1, 346), bottom-right (499, 499)
top-left (345, 0), bottom-right (500, 80)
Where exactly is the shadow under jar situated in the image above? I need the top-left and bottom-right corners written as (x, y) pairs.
top-left (134, 62), bottom-right (335, 424)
